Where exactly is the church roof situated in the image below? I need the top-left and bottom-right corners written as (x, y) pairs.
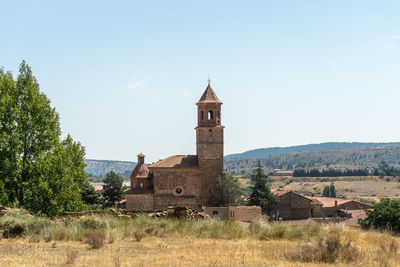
top-left (130, 161), bottom-right (150, 179)
top-left (197, 84), bottom-right (222, 104)
top-left (148, 155), bottom-right (199, 168)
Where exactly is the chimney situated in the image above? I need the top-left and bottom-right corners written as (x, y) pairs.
top-left (334, 200), bottom-right (337, 207)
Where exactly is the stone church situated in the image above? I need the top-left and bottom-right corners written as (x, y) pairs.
top-left (125, 83), bottom-right (224, 211)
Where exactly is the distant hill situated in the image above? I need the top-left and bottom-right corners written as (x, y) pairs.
top-left (225, 142), bottom-right (400, 159)
top-left (225, 146), bottom-right (400, 175)
top-left (85, 159), bottom-right (136, 178)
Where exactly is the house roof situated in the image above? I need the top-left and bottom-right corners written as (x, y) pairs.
top-left (148, 155), bottom-right (199, 168)
top-left (271, 189), bottom-right (290, 197)
top-left (271, 189), bottom-right (322, 206)
top-left (309, 197), bottom-right (349, 207)
top-left (197, 84), bottom-right (222, 104)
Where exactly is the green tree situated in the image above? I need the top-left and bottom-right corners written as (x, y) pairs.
top-left (0, 61), bottom-right (87, 215)
top-left (329, 183), bottom-right (337, 197)
top-left (322, 182), bottom-right (336, 197)
top-left (102, 171), bottom-right (126, 206)
top-left (249, 160), bottom-right (278, 214)
top-left (359, 198), bottom-right (400, 233)
top-left (81, 180), bottom-right (102, 206)
top-left (210, 172), bottom-right (242, 206)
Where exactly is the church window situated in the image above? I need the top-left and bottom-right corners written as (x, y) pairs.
top-left (140, 183), bottom-right (143, 188)
top-left (201, 111), bottom-right (204, 120)
top-left (208, 110), bottom-right (213, 120)
top-left (174, 186), bottom-right (184, 196)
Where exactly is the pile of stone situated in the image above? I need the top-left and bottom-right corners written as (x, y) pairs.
top-left (149, 206), bottom-right (210, 219)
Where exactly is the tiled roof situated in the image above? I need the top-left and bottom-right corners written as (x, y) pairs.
top-left (271, 189), bottom-right (290, 197)
top-left (197, 84), bottom-right (222, 104)
top-left (148, 155), bottom-right (199, 168)
top-left (310, 197), bottom-right (349, 207)
top-left (130, 162), bottom-right (150, 179)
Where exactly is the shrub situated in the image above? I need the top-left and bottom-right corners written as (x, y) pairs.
top-left (75, 216), bottom-right (106, 230)
top-left (85, 230), bottom-right (105, 249)
top-left (287, 232), bottom-right (361, 264)
top-left (359, 198), bottom-right (400, 233)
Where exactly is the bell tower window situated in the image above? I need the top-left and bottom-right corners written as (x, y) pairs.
top-left (201, 111), bottom-right (204, 120)
top-left (208, 110), bottom-right (213, 120)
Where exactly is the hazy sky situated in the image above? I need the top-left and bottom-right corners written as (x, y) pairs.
top-left (1, 1), bottom-right (400, 163)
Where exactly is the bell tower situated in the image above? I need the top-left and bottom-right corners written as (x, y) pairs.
top-left (196, 82), bottom-right (224, 204)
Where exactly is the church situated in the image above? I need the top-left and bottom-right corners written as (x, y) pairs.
top-left (125, 82), bottom-right (224, 211)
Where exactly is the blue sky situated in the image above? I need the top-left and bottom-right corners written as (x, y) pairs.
top-left (1, 1), bottom-right (400, 163)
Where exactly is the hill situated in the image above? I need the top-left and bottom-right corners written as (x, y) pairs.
top-left (225, 142), bottom-right (400, 159)
top-left (225, 146), bottom-right (400, 175)
top-left (84, 159), bottom-right (136, 178)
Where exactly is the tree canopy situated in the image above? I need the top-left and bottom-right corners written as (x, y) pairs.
top-left (322, 183), bottom-right (337, 198)
top-left (102, 171), bottom-right (126, 206)
top-left (359, 198), bottom-right (400, 233)
top-left (249, 160), bottom-right (277, 214)
top-left (210, 172), bottom-right (242, 207)
top-left (0, 61), bottom-right (87, 216)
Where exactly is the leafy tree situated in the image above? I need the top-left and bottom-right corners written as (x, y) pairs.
top-left (249, 160), bottom-right (277, 214)
top-left (81, 180), bottom-right (102, 206)
top-left (102, 171), bottom-right (126, 206)
top-left (0, 61), bottom-right (87, 215)
top-left (359, 198), bottom-right (400, 233)
top-left (210, 172), bottom-right (242, 206)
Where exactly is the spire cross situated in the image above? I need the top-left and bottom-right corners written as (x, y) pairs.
top-left (208, 75), bottom-right (211, 85)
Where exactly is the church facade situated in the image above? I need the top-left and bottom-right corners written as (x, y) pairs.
top-left (125, 83), bottom-right (224, 211)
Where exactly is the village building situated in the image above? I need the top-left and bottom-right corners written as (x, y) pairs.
top-left (271, 189), bottom-right (372, 220)
top-left (125, 82), bottom-right (224, 211)
top-left (271, 189), bottom-right (322, 219)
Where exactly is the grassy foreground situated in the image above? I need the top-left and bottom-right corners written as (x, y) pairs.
top-left (0, 209), bottom-right (399, 266)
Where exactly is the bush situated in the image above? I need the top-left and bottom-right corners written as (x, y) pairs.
top-left (287, 232), bottom-right (361, 264)
top-left (359, 198), bottom-right (400, 233)
top-left (85, 230), bottom-right (105, 249)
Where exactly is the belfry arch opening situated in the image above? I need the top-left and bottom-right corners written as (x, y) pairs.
top-left (208, 110), bottom-right (213, 120)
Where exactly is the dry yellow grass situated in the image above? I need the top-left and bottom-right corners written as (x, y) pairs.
top-left (0, 223), bottom-right (399, 267)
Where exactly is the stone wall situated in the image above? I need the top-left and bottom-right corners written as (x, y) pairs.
top-left (151, 167), bottom-right (203, 210)
top-left (275, 192), bottom-right (312, 219)
top-left (126, 194), bottom-right (153, 211)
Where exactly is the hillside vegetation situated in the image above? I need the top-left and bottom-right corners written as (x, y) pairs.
top-left (85, 160), bottom-right (136, 178)
top-left (225, 146), bottom-right (400, 174)
top-left (226, 142), bottom-right (400, 159)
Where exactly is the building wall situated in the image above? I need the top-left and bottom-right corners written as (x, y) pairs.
top-left (196, 126), bottom-right (224, 204)
top-left (126, 194), bottom-right (153, 211)
top-left (204, 207), bottom-right (229, 219)
top-left (229, 206), bottom-right (262, 222)
top-left (275, 192), bottom-right (312, 219)
top-left (151, 167), bottom-right (203, 210)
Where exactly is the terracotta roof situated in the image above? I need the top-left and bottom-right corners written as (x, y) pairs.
top-left (148, 155), bottom-right (199, 168)
top-left (271, 189), bottom-right (290, 197)
top-left (310, 197), bottom-right (349, 207)
top-left (130, 162), bottom-right (150, 179)
top-left (197, 84), bottom-right (222, 104)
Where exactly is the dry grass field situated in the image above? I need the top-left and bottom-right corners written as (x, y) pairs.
top-left (239, 176), bottom-right (400, 202)
top-left (0, 210), bottom-right (400, 266)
